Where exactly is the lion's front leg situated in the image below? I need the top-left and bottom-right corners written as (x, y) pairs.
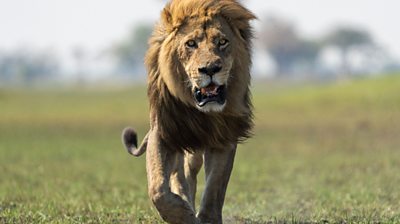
top-left (197, 144), bottom-right (236, 224)
top-left (170, 152), bottom-right (192, 209)
top-left (146, 131), bottom-right (199, 224)
top-left (184, 151), bottom-right (203, 210)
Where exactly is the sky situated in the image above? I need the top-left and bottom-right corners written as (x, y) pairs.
top-left (0, 0), bottom-right (399, 67)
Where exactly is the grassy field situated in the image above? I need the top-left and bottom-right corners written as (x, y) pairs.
top-left (1, 74), bottom-right (400, 223)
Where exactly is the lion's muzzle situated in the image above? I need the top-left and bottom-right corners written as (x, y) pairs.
top-left (194, 83), bottom-right (226, 107)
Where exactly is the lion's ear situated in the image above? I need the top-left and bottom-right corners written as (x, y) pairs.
top-left (234, 15), bottom-right (257, 42)
top-left (221, 3), bottom-right (257, 41)
top-left (161, 6), bottom-right (174, 33)
top-left (234, 18), bottom-right (255, 42)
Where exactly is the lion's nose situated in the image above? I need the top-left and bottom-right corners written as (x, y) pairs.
top-left (198, 64), bottom-right (222, 76)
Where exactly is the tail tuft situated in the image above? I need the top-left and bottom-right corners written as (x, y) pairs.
top-left (122, 127), bottom-right (138, 149)
top-left (122, 127), bottom-right (148, 157)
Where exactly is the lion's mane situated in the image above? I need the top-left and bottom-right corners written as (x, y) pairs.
top-left (145, 0), bottom-right (255, 151)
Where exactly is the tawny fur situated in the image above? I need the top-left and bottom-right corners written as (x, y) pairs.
top-left (146, 0), bottom-right (255, 151)
top-left (122, 1), bottom-right (255, 223)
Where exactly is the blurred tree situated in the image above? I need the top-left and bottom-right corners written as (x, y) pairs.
top-left (324, 26), bottom-right (373, 76)
top-left (72, 46), bottom-right (87, 84)
top-left (112, 24), bottom-right (153, 75)
top-left (260, 16), bottom-right (321, 77)
top-left (0, 49), bottom-right (59, 86)
top-left (260, 17), bottom-right (299, 76)
top-left (293, 40), bottom-right (321, 75)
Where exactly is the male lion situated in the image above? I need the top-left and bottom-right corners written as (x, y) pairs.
top-left (122, 0), bottom-right (255, 223)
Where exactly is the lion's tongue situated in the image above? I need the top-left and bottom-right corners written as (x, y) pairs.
top-left (201, 84), bottom-right (218, 96)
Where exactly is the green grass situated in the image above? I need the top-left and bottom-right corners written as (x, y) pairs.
top-left (1, 74), bottom-right (400, 223)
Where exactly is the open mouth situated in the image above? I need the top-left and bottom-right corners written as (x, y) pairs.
top-left (194, 83), bottom-right (226, 107)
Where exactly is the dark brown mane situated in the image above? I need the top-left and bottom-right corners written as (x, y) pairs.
top-left (148, 80), bottom-right (253, 151)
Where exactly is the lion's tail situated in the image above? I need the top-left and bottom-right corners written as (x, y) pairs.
top-left (122, 127), bottom-right (148, 157)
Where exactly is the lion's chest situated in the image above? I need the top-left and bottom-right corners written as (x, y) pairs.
top-left (157, 107), bottom-right (251, 151)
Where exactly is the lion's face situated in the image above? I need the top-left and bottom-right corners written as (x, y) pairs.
top-left (177, 17), bottom-right (235, 112)
top-left (148, 0), bottom-right (255, 116)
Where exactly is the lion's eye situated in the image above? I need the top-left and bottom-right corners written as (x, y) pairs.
top-left (186, 40), bottom-right (197, 48)
top-left (218, 38), bottom-right (229, 47)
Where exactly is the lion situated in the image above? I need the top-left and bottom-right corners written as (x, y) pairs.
top-left (122, 1), bottom-right (255, 223)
